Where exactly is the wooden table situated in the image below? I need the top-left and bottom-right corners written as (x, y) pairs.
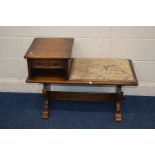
top-left (24, 38), bottom-right (138, 122)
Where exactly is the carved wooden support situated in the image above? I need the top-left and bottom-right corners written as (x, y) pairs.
top-left (115, 85), bottom-right (123, 122)
top-left (41, 84), bottom-right (124, 122)
top-left (42, 84), bottom-right (50, 119)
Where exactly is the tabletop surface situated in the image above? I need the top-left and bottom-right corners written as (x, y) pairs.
top-left (24, 38), bottom-right (74, 59)
top-left (26, 58), bottom-right (138, 86)
top-left (69, 58), bottom-right (138, 85)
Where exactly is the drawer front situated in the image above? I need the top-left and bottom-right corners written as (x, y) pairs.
top-left (31, 59), bottom-right (67, 69)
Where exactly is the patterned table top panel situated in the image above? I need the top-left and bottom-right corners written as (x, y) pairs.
top-left (69, 58), bottom-right (135, 82)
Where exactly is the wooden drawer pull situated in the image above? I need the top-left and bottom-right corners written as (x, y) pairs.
top-left (33, 62), bottom-right (42, 66)
top-left (53, 63), bottom-right (59, 67)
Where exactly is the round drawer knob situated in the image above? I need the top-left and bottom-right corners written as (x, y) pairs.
top-left (89, 81), bottom-right (92, 85)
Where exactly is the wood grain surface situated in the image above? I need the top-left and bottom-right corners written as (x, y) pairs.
top-left (24, 38), bottom-right (74, 59)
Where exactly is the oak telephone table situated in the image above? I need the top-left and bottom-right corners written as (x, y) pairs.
top-left (24, 38), bottom-right (138, 122)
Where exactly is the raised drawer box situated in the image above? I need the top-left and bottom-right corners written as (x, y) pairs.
top-left (24, 38), bottom-right (74, 82)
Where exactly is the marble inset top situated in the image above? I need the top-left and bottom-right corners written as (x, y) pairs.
top-left (69, 58), bottom-right (136, 83)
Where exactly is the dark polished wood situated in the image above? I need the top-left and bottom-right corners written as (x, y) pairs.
top-left (25, 38), bottom-right (74, 81)
top-left (26, 59), bottom-right (138, 86)
top-left (30, 59), bottom-right (67, 69)
top-left (26, 77), bottom-right (138, 86)
top-left (24, 38), bottom-right (74, 59)
top-left (115, 86), bottom-right (123, 122)
top-left (42, 84), bottom-right (50, 119)
top-left (42, 89), bottom-right (124, 122)
top-left (50, 92), bottom-right (118, 101)
top-left (47, 86), bottom-right (124, 122)
top-left (24, 38), bottom-right (138, 123)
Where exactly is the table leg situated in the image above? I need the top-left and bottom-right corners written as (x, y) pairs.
top-left (115, 85), bottom-right (123, 122)
top-left (42, 84), bottom-right (50, 119)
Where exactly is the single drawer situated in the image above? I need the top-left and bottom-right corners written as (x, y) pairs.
top-left (31, 59), bottom-right (67, 69)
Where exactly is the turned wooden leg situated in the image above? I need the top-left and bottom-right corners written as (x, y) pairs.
top-left (42, 84), bottom-right (50, 119)
top-left (115, 101), bottom-right (122, 122)
top-left (115, 85), bottom-right (123, 122)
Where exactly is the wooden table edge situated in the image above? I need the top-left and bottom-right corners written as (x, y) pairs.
top-left (26, 77), bottom-right (138, 86)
